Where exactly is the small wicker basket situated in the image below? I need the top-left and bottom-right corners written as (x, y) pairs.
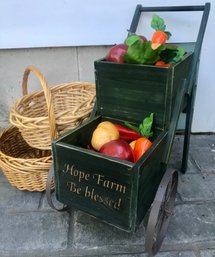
top-left (10, 65), bottom-right (96, 150)
top-left (0, 126), bottom-right (53, 191)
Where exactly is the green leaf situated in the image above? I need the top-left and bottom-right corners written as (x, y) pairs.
top-left (123, 39), bottom-right (146, 64)
top-left (151, 14), bottom-right (166, 31)
top-left (125, 34), bottom-right (141, 46)
top-left (165, 44), bottom-right (178, 50)
top-left (139, 113), bottom-right (154, 138)
top-left (123, 40), bottom-right (163, 65)
top-left (159, 45), bottom-right (186, 64)
top-left (124, 113), bottom-right (154, 138)
top-left (160, 48), bottom-right (178, 63)
top-left (165, 31), bottom-right (172, 40)
top-left (124, 121), bottom-right (139, 133)
top-left (143, 42), bottom-right (161, 63)
top-left (172, 47), bottom-right (186, 63)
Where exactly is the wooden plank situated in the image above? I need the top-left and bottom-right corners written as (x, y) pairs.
top-left (94, 52), bottom-right (193, 130)
top-left (53, 117), bottom-right (137, 232)
top-left (52, 52), bottom-right (193, 232)
top-left (53, 116), bottom-right (166, 231)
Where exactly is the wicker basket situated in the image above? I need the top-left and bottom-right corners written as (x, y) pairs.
top-left (0, 126), bottom-right (53, 191)
top-left (10, 65), bottom-right (96, 150)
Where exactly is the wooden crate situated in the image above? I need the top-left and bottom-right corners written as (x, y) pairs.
top-left (52, 52), bottom-right (193, 232)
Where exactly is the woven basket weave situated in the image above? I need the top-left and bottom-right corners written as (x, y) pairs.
top-left (10, 65), bottom-right (96, 150)
top-left (0, 126), bottom-right (53, 191)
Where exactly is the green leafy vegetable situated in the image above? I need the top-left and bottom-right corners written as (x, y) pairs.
top-left (160, 45), bottom-right (186, 63)
top-left (139, 113), bottom-right (154, 138)
top-left (124, 113), bottom-right (154, 138)
top-left (151, 14), bottom-right (171, 40)
top-left (151, 14), bottom-right (166, 31)
top-left (108, 13), bottom-right (186, 66)
top-left (165, 31), bottom-right (172, 40)
top-left (123, 40), bottom-right (165, 64)
top-left (172, 47), bottom-right (186, 63)
top-left (159, 46), bottom-right (178, 63)
top-left (125, 34), bottom-right (141, 46)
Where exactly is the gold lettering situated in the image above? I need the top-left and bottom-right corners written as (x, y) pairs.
top-left (93, 174), bottom-right (126, 194)
top-left (110, 181), bottom-right (117, 190)
top-left (84, 186), bottom-right (91, 198)
top-left (94, 174), bottom-right (104, 185)
top-left (62, 164), bottom-right (69, 173)
top-left (85, 173), bottom-right (90, 180)
top-left (115, 183), bottom-right (126, 194)
top-left (103, 179), bottom-right (110, 188)
top-left (84, 185), bottom-right (122, 211)
top-left (93, 194), bottom-right (100, 201)
top-left (62, 164), bottom-right (91, 182)
top-left (114, 198), bottom-right (122, 210)
top-left (67, 182), bottom-right (81, 194)
top-left (71, 165), bottom-right (79, 177)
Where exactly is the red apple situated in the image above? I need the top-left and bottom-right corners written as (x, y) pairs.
top-left (139, 35), bottom-right (148, 42)
top-left (99, 139), bottom-right (134, 162)
top-left (105, 44), bottom-right (128, 63)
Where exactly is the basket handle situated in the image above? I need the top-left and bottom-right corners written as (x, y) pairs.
top-left (22, 65), bottom-right (58, 141)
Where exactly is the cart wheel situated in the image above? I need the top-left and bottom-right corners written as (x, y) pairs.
top-left (145, 169), bottom-right (178, 256)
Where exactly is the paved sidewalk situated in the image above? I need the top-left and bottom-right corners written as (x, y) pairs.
top-left (0, 134), bottom-right (215, 257)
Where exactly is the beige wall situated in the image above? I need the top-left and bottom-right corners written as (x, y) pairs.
top-left (0, 46), bottom-right (110, 129)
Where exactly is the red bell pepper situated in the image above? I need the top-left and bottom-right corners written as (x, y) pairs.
top-left (114, 124), bottom-right (141, 142)
top-left (133, 137), bottom-right (152, 162)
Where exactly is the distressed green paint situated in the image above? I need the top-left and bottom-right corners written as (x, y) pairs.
top-left (52, 53), bottom-right (193, 232)
top-left (53, 117), bottom-right (136, 231)
top-left (95, 53), bottom-right (193, 129)
top-left (53, 116), bottom-right (167, 232)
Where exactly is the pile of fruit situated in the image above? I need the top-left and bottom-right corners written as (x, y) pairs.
top-left (105, 14), bottom-right (185, 67)
top-left (88, 114), bottom-right (154, 163)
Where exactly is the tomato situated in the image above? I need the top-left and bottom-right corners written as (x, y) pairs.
top-left (133, 137), bottom-right (152, 162)
top-left (155, 61), bottom-right (171, 67)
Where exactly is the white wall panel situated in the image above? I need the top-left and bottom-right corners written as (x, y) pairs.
top-left (0, 0), bottom-right (214, 132)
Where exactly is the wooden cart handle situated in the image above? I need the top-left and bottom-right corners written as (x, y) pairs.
top-left (22, 65), bottom-right (58, 141)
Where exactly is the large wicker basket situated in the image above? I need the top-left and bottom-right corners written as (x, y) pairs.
top-left (10, 65), bottom-right (96, 150)
top-left (0, 126), bottom-right (53, 191)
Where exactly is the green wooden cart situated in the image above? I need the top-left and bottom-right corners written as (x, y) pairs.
top-left (47, 4), bottom-right (210, 255)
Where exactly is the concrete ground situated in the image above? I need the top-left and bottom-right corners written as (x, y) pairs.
top-left (0, 134), bottom-right (215, 257)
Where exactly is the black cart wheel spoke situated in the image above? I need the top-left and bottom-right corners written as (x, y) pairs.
top-left (145, 169), bottom-right (178, 256)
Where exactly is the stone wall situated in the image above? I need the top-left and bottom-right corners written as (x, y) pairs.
top-left (0, 45), bottom-right (110, 129)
